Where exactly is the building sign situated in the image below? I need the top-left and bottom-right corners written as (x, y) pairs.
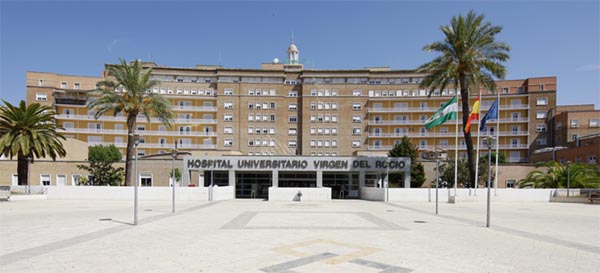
top-left (184, 156), bottom-right (410, 172)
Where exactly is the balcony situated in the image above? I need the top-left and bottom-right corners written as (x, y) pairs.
top-left (56, 114), bottom-right (218, 124)
top-left (87, 142), bottom-right (217, 150)
top-left (53, 90), bottom-right (88, 105)
top-left (367, 131), bottom-right (529, 138)
top-left (174, 106), bottom-right (218, 112)
top-left (63, 128), bottom-right (217, 137)
top-left (367, 104), bottom-right (529, 113)
top-left (367, 143), bottom-right (528, 151)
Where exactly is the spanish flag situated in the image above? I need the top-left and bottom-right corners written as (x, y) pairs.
top-left (464, 95), bottom-right (480, 133)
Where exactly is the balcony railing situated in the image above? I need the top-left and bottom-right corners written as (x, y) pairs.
top-left (87, 142), bottom-right (216, 150)
top-left (367, 131), bottom-right (528, 138)
top-left (367, 143), bottom-right (528, 151)
top-left (174, 106), bottom-right (218, 111)
top-left (64, 128), bottom-right (217, 137)
top-left (56, 114), bottom-right (217, 124)
top-left (367, 104), bottom-right (529, 113)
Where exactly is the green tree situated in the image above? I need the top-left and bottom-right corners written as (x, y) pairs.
top-left (0, 100), bottom-right (66, 185)
top-left (418, 10), bottom-right (510, 188)
top-left (436, 157), bottom-right (493, 188)
top-left (169, 168), bottom-right (182, 185)
top-left (388, 136), bottom-right (426, 188)
top-left (518, 161), bottom-right (600, 189)
top-left (89, 59), bottom-right (175, 186)
top-left (77, 145), bottom-right (124, 186)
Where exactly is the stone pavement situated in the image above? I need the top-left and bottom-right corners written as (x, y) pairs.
top-left (0, 199), bottom-right (599, 272)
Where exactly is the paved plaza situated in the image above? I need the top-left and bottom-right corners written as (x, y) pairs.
top-left (1, 198), bottom-right (599, 273)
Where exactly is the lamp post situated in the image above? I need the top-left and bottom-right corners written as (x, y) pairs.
top-left (486, 136), bottom-right (495, 228)
top-left (171, 143), bottom-right (178, 213)
top-left (566, 161), bottom-right (571, 198)
top-left (130, 133), bottom-right (140, 226)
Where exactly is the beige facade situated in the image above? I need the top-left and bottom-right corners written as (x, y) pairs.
top-left (14, 43), bottom-right (561, 188)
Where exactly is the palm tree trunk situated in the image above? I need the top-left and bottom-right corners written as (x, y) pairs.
top-left (17, 153), bottom-right (29, 186)
top-left (459, 75), bottom-right (476, 188)
top-left (125, 113), bottom-right (136, 186)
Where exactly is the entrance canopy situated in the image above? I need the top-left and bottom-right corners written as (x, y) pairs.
top-left (184, 156), bottom-right (410, 172)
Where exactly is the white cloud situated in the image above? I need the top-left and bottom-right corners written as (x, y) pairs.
top-left (576, 64), bottom-right (600, 72)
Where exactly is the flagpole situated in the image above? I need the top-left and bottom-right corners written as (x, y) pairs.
top-left (474, 91), bottom-right (481, 195)
top-left (494, 92), bottom-right (500, 196)
top-left (454, 93), bottom-right (459, 196)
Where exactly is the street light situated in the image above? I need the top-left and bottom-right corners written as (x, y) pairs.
top-left (486, 136), bottom-right (495, 228)
top-left (171, 144), bottom-right (178, 213)
top-left (130, 133), bottom-right (140, 226)
top-left (566, 161), bottom-right (571, 198)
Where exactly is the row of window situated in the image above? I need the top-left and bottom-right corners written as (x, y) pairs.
top-left (150, 87), bottom-right (215, 96)
top-left (310, 127), bottom-right (338, 135)
top-left (310, 114), bottom-right (340, 123)
top-left (309, 152), bottom-right (338, 157)
top-left (248, 139), bottom-right (276, 147)
top-left (37, 80), bottom-right (80, 89)
top-left (556, 118), bottom-right (600, 129)
top-left (245, 89), bottom-right (277, 96)
top-left (248, 102), bottom-right (277, 110)
top-left (246, 114), bottom-right (277, 122)
top-left (309, 102), bottom-right (339, 110)
top-left (309, 139), bottom-right (338, 148)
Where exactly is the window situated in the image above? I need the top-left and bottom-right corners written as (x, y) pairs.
top-left (262, 127), bottom-right (268, 134)
top-left (270, 115), bottom-right (276, 122)
top-left (270, 127), bottom-right (275, 134)
top-left (288, 104), bottom-right (297, 110)
top-left (73, 83), bottom-right (80, 89)
top-left (332, 140), bottom-right (337, 147)
top-left (270, 140), bottom-right (275, 147)
top-left (140, 174), bottom-right (152, 187)
top-left (352, 90), bottom-right (362, 96)
top-left (352, 140), bottom-right (361, 147)
top-left (332, 115), bottom-right (338, 123)
top-left (288, 90), bottom-right (298, 97)
top-left (224, 114), bottom-right (233, 121)
top-left (35, 93), bottom-right (47, 101)
top-left (317, 140), bottom-right (323, 147)
top-left (248, 139), bottom-right (254, 146)
top-left (288, 140), bottom-right (297, 148)
top-left (248, 89), bottom-right (254, 95)
top-left (536, 124), bottom-right (546, 132)
top-left (536, 138), bottom-right (547, 145)
top-left (248, 127), bottom-right (254, 134)
top-left (332, 103), bottom-right (338, 110)
top-left (536, 111), bottom-right (547, 119)
top-left (310, 103), bottom-right (316, 110)
top-left (224, 88), bottom-right (233, 95)
top-left (311, 115), bottom-right (316, 122)
top-left (224, 139), bottom-right (233, 147)
top-left (352, 103), bottom-right (362, 110)
top-left (419, 140), bottom-right (427, 149)
top-left (502, 87), bottom-right (509, 94)
top-left (38, 79), bottom-right (44, 86)
top-left (60, 82), bottom-right (67, 88)
top-left (352, 128), bottom-right (361, 135)
top-left (352, 115), bottom-right (361, 123)
top-left (224, 127), bottom-right (233, 134)
top-left (536, 97), bottom-right (548, 105)
top-left (506, 179), bottom-right (516, 188)
top-left (288, 116), bottom-right (297, 123)
top-left (590, 118), bottom-right (600, 127)
top-left (511, 138), bottom-right (520, 147)
top-left (310, 140), bottom-right (316, 147)
top-left (40, 174), bottom-right (51, 186)
top-left (270, 102), bottom-right (275, 109)
top-left (571, 133), bottom-right (578, 141)
top-left (318, 103), bottom-right (323, 110)
top-left (570, 119), bottom-right (579, 128)
top-left (288, 128), bottom-right (297, 135)
top-left (224, 102), bottom-right (233, 109)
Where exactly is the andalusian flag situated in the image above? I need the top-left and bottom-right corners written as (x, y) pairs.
top-left (464, 96), bottom-right (481, 133)
top-left (425, 95), bottom-right (458, 129)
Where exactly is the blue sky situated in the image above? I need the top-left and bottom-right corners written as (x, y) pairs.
top-left (1, 1), bottom-right (598, 107)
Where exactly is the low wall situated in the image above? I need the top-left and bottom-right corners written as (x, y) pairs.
top-left (46, 186), bottom-right (209, 201)
top-left (211, 186), bottom-right (235, 201)
top-left (361, 187), bottom-right (385, 201)
top-left (268, 187), bottom-right (331, 201)
top-left (387, 188), bottom-right (555, 202)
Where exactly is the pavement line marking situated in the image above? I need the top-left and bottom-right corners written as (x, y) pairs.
top-left (220, 211), bottom-right (407, 230)
top-left (0, 201), bottom-right (220, 265)
top-left (272, 239), bottom-right (381, 265)
top-left (383, 202), bottom-right (600, 255)
top-left (350, 258), bottom-right (414, 273)
top-left (259, 252), bottom-right (337, 273)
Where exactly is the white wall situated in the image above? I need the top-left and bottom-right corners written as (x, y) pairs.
top-left (47, 186), bottom-right (209, 201)
top-left (212, 186), bottom-right (234, 201)
top-left (361, 187), bottom-right (385, 201)
top-left (268, 187), bottom-right (331, 201)
top-left (387, 188), bottom-right (555, 202)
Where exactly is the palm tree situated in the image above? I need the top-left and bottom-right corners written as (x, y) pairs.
top-left (89, 59), bottom-right (174, 186)
top-left (0, 100), bottom-right (66, 185)
top-left (418, 10), bottom-right (510, 187)
top-left (518, 161), bottom-right (600, 189)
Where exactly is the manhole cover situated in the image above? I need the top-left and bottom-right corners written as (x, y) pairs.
top-left (99, 218), bottom-right (112, 221)
top-left (413, 220), bottom-right (427, 223)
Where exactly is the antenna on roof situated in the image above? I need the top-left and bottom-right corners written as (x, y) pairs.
top-left (291, 32), bottom-right (295, 44)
